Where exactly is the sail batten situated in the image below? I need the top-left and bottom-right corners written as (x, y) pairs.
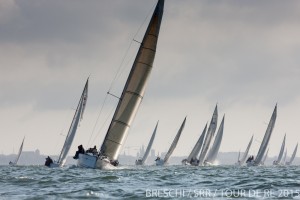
top-left (100, 0), bottom-right (164, 161)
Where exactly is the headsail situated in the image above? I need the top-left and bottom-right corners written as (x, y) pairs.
top-left (163, 117), bottom-right (186, 164)
top-left (282, 149), bottom-right (287, 164)
top-left (205, 115), bottom-right (225, 164)
top-left (57, 78), bottom-right (88, 167)
top-left (254, 104), bottom-right (277, 164)
top-left (262, 148), bottom-right (269, 165)
top-left (240, 135), bottom-right (254, 164)
top-left (100, 0), bottom-right (164, 161)
top-left (275, 134), bottom-right (286, 164)
top-left (198, 105), bottom-right (218, 165)
top-left (141, 121), bottom-right (159, 164)
top-left (287, 143), bottom-right (298, 165)
top-left (187, 123), bottom-right (207, 163)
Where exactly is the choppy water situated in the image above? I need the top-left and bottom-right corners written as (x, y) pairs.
top-left (1, 165), bottom-right (300, 199)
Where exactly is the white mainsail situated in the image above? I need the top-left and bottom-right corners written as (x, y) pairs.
top-left (56, 78), bottom-right (88, 167)
top-left (253, 104), bottom-right (277, 165)
top-left (138, 121), bottom-right (159, 165)
top-left (186, 123), bottom-right (207, 163)
top-left (205, 115), bottom-right (225, 164)
top-left (198, 105), bottom-right (218, 165)
top-left (274, 134), bottom-right (286, 165)
top-left (163, 117), bottom-right (186, 164)
top-left (239, 135), bottom-right (254, 165)
top-left (286, 143), bottom-right (298, 165)
top-left (99, 0), bottom-right (164, 163)
top-left (10, 137), bottom-right (25, 165)
top-left (282, 149), bottom-right (287, 164)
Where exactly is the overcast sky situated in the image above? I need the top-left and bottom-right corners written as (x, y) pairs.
top-left (1, 0), bottom-right (300, 160)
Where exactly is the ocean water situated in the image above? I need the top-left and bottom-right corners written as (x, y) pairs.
top-left (0, 165), bottom-right (300, 199)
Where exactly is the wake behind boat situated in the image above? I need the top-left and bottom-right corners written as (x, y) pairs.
top-left (76, 0), bottom-right (165, 170)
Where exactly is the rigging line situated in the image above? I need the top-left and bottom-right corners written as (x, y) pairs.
top-left (86, 94), bottom-right (109, 147)
top-left (90, 105), bottom-right (116, 147)
top-left (108, 2), bottom-right (156, 92)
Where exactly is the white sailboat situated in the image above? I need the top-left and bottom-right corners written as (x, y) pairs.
top-left (198, 105), bottom-right (218, 166)
top-left (205, 115), bottom-right (225, 165)
top-left (246, 104), bottom-right (277, 166)
top-left (182, 123), bottom-right (207, 166)
top-left (155, 117), bottom-right (186, 166)
top-left (136, 121), bottom-right (158, 165)
top-left (273, 134), bottom-right (286, 165)
top-left (286, 143), bottom-right (298, 166)
top-left (77, 0), bottom-right (164, 169)
top-left (236, 135), bottom-right (254, 166)
top-left (45, 78), bottom-right (88, 168)
top-left (9, 137), bottom-right (25, 166)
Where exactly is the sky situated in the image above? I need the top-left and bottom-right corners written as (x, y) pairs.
top-left (1, 0), bottom-right (300, 159)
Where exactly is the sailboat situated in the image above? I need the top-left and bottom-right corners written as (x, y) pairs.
top-left (198, 105), bottom-right (218, 166)
top-left (45, 78), bottom-right (88, 168)
top-left (136, 121), bottom-right (158, 165)
top-left (204, 115), bottom-right (225, 165)
top-left (273, 134), bottom-right (286, 165)
top-left (182, 123), bottom-right (207, 166)
top-left (155, 117), bottom-right (186, 166)
top-left (9, 137), bottom-right (25, 166)
top-left (236, 135), bottom-right (254, 166)
top-left (286, 143), bottom-right (298, 166)
top-left (246, 104), bottom-right (277, 166)
top-left (77, 0), bottom-right (164, 169)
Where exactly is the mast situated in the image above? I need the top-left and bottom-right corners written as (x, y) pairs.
top-left (163, 117), bottom-right (186, 164)
top-left (57, 78), bottom-right (88, 166)
top-left (187, 123), bottom-right (207, 163)
top-left (100, 0), bottom-right (164, 161)
top-left (141, 121), bottom-right (159, 164)
top-left (205, 115), bottom-right (225, 164)
top-left (240, 135), bottom-right (254, 164)
top-left (275, 134), bottom-right (286, 164)
top-left (254, 104), bottom-right (277, 164)
top-left (198, 105), bottom-right (218, 165)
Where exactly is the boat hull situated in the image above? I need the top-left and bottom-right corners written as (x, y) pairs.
top-left (155, 159), bottom-right (164, 166)
top-left (77, 153), bottom-right (116, 169)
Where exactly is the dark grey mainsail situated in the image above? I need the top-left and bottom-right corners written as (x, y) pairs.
top-left (254, 104), bottom-right (277, 165)
top-left (100, 0), bottom-right (164, 162)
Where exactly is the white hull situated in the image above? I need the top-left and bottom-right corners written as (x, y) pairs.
top-left (135, 159), bottom-right (143, 166)
top-left (49, 162), bottom-right (60, 168)
top-left (77, 153), bottom-right (116, 169)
